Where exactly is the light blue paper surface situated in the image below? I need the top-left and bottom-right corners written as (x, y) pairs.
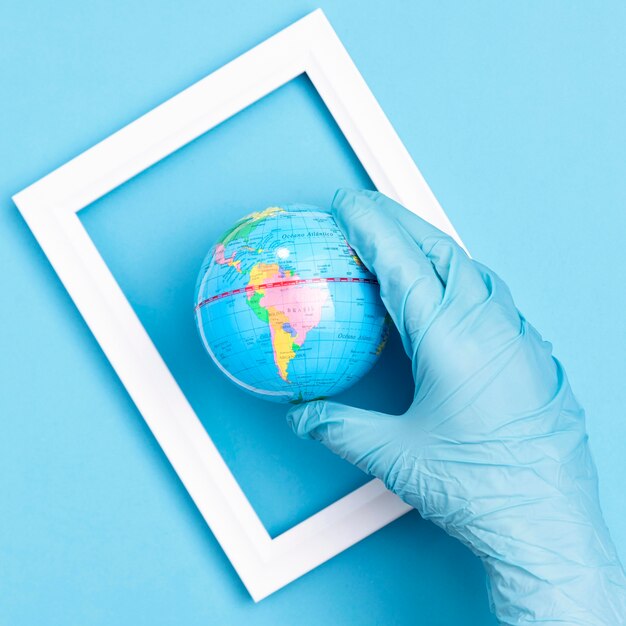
top-left (1, 2), bottom-right (624, 625)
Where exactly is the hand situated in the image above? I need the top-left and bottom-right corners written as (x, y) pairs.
top-left (287, 189), bottom-right (626, 625)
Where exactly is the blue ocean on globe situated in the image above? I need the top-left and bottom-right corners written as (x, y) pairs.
top-left (194, 204), bottom-right (390, 403)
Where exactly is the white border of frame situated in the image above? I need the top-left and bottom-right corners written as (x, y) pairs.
top-left (13, 9), bottom-right (464, 601)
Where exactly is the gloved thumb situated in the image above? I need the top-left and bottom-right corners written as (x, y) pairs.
top-left (286, 400), bottom-right (398, 478)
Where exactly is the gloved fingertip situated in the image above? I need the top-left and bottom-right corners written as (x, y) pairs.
top-left (286, 400), bottom-right (325, 439)
top-left (331, 187), bottom-right (358, 212)
top-left (332, 189), bottom-right (384, 238)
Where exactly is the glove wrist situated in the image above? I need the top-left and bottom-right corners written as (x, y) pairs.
top-left (484, 549), bottom-right (626, 625)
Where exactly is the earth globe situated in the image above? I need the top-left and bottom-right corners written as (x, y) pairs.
top-left (194, 204), bottom-right (390, 403)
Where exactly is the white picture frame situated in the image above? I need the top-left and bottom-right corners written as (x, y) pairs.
top-left (13, 9), bottom-right (464, 601)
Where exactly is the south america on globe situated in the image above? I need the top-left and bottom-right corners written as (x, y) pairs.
top-left (194, 204), bottom-right (390, 403)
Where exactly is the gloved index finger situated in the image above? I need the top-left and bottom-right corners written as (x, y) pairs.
top-left (332, 188), bottom-right (444, 355)
top-left (335, 189), bottom-right (487, 302)
top-left (359, 190), bottom-right (481, 284)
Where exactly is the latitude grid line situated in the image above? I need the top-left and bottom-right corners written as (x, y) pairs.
top-left (194, 277), bottom-right (377, 311)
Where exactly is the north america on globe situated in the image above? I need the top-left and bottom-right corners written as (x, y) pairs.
top-left (194, 204), bottom-right (390, 403)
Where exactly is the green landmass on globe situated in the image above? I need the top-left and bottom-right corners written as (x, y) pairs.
top-left (194, 204), bottom-right (390, 403)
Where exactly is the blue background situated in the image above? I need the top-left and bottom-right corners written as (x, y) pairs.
top-left (1, 2), bottom-right (625, 625)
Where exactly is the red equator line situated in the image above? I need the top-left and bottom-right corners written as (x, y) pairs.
top-left (195, 276), bottom-right (379, 311)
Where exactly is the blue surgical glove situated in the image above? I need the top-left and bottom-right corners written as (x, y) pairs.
top-left (287, 189), bottom-right (626, 625)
